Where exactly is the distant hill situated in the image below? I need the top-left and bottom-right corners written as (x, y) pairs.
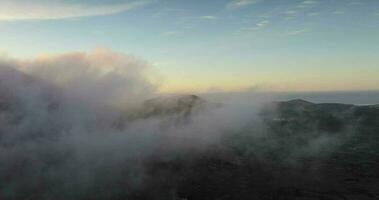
top-left (261, 99), bottom-right (379, 134)
top-left (2, 84), bottom-right (379, 200)
top-left (137, 99), bottom-right (379, 200)
top-left (141, 94), bottom-right (205, 118)
top-left (115, 94), bottom-right (208, 129)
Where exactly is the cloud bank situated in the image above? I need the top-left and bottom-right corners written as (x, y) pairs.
top-left (0, 49), bottom-right (360, 199)
top-left (0, 49), bottom-right (266, 199)
top-left (0, 0), bottom-right (152, 21)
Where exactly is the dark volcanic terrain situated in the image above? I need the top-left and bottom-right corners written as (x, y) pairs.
top-left (0, 70), bottom-right (378, 200)
top-left (129, 99), bottom-right (379, 200)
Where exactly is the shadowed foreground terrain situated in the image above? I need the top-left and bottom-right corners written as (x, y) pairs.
top-left (0, 67), bottom-right (379, 199)
top-left (131, 99), bottom-right (379, 200)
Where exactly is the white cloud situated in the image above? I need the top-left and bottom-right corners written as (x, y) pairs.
top-left (297, 0), bottom-right (318, 9)
top-left (286, 29), bottom-right (308, 36)
top-left (226, 0), bottom-right (261, 9)
top-left (201, 15), bottom-right (218, 20)
top-left (8, 48), bottom-right (157, 106)
top-left (284, 10), bottom-right (297, 15)
top-left (0, 0), bottom-right (152, 21)
top-left (256, 20), bottom-right (269, 27)
top-left (302, 0), bottom-right (318, 5)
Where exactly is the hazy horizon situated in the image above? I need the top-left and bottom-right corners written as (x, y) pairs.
top-left (1, 1), bottom-right (379, 199)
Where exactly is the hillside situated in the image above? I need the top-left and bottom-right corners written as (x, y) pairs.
top-left (135, 99), bottom-right (379, 200)
top-left (1, 91), bottom-right (379, 199)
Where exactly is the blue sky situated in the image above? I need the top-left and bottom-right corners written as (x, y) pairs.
top-left (0, 0), bottom-right (378, 92)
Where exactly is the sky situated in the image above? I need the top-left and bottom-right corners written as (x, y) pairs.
top-left (0, 0), bottom-right (378, 93)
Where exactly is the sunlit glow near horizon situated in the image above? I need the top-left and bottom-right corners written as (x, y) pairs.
top-left (0, 0), bottom-right (378, 93)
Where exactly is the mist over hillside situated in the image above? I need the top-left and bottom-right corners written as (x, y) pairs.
top-left (0, 51), bottom-right (379, 200)
top-left (1, 0), bottom-right (379, 199)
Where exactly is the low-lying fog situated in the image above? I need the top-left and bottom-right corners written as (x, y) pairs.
top-left (0, 49), bottom-right (377, 199)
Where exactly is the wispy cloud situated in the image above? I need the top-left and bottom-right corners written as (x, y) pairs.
top-left (152, 7), bottom-right (187, 18)
top-left (284, 10), bottom-right (297, 15)
top-left (286, 29), bottom-right (308, 36)
top-left (226, 0), bottom-right (261, 9)
top-left (333, 9), bottom-right (345, 15)
top-left (256, 20), bottom-right (269, 27)
top-left (349, 1), bottom-right (364, 6)
top-left (307, 12), bottom-right (320, 17)
top-left (163, 31), bottom-right (179, 36)
top-left (0, 0), bottom-right (152, 21)
top-left (302, 0), bottom-right (318, 5)
top-left (201, 15), bottom-right (218, 20)
top-left (238, 19), bottom-right (269, 33)
top-left (297, 0), bottom-right (318, 8)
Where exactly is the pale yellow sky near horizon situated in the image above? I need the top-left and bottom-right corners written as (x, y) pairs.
top-left (1, 0), bottom-right (379, 94)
